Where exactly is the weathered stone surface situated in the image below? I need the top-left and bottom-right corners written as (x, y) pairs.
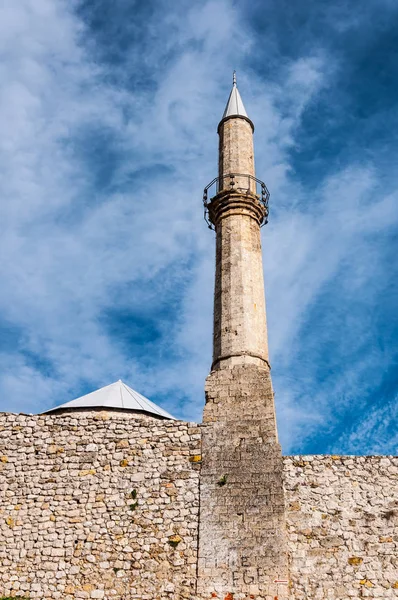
top-left (0, 410), bottom-right (200, 599)
top-left (211, 208), bottom-right (269, 369)
top-left (0, 412), bottom-right (397, 599)
top-left (285, 455), bottom-right (398, 599)
top-left (197, 365), bottom-right (289, 600)
top-left (218, 117), bottom-right (255, 192)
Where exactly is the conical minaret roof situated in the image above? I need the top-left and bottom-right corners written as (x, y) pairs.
top-left (221, 71), bottom-right (249, 120)
top-left (43, 379), bottom-right (176, 419)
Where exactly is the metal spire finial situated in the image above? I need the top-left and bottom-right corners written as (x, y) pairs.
top-left (221, 72), bottom-right (249, 121)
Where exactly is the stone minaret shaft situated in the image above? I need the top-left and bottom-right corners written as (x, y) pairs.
top-left (213, 91), bottom-right (269, 372)
top-left (197, 75), bottom-right (289, 600)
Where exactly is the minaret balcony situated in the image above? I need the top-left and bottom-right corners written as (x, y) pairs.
top-left (203, 173), bottom-right (270, 229)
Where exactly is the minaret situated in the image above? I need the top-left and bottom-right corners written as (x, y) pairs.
top-left (197, 74), bottom-right (289, 600)
top-left (211, 71), bottom-right (270, 374)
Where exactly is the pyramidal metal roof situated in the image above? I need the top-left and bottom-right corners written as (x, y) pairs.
top-left (222, 71), bottom-right (249, 120)
top-left (43, 380), bottom-right (176, 419)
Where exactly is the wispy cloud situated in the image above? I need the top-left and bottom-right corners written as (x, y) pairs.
top-left (0, 0), bottom-right (397, 455)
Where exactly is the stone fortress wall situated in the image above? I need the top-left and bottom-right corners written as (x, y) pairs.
top-left (285, 455), bottom-right (398, 599)
top-left (0, 411), bottom-right (201, 600)
top-left (0, 411), bottom-right (397, 599)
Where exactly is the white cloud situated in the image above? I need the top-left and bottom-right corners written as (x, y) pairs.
top-left (337, 395), bottom-right (398, 455)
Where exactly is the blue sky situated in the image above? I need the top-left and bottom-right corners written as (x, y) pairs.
top-left (0, 0), bottom-right (397, 455)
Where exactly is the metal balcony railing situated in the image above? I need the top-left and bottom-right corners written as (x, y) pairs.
top-left (203, 173), bottom-right (270, 229)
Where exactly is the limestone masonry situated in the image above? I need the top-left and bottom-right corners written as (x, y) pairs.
top-left (1, 74), bottom-right (397, 599)
top-left (285, 455), bottom-right (398, 599)
top-left (0, 411), bottom-right (201, 599)
top-left (1, 413), bottom-right (397, 599)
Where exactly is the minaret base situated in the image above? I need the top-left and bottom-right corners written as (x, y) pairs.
top-left (197, 364), bottom-right (289, 600)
